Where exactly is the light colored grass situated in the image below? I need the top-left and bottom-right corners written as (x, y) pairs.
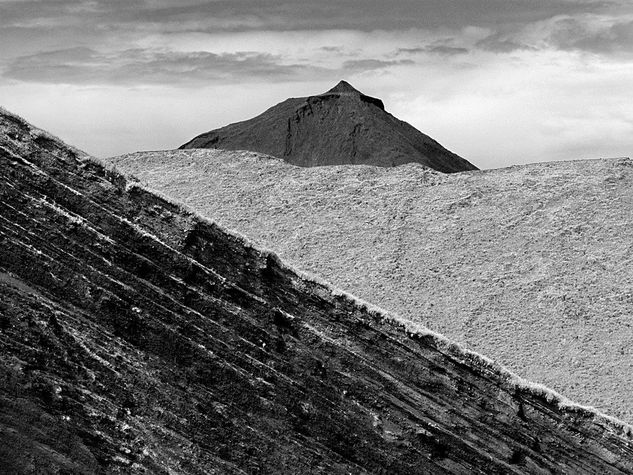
top-left (110, 148), bottom-right (633, 423)
top-left (123, 169), bottom-right (633, 438)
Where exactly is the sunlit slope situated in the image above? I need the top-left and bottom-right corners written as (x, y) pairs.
top-left (112, 148), bottom-right (633, 422)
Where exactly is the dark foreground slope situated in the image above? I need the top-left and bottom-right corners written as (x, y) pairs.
top-left (180, 81), bottom-right (477, 173)
top-left (2, 111), bottom-right (633, 474)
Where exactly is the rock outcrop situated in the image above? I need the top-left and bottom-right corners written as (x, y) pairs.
top-left (180, 81), bottom-right (477, 173)
top-left (2, 109), bottom-right (633, 473)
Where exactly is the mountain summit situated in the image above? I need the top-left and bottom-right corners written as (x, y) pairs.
top-left (325, 79), bottom-right (362, 94)
top-left (180, 81), bottom-right (477, 172)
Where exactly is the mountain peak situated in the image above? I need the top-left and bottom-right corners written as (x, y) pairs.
top-left (326, 80), bottom-right (361, 94)
top-left (181, 83), bottom-right (478, 172)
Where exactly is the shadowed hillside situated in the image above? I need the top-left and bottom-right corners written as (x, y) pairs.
top-left (112, 148), bottom-right (633, 424)
top-left (3, 111), bottom-right (633, 472)
top-left (179, 81), bottom-right (477, 173)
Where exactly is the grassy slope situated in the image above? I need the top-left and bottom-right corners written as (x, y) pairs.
top-left (111, 149), bottom-right (633, 422)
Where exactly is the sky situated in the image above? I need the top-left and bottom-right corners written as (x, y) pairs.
top-left (1, 0), bottom-right (632, 169)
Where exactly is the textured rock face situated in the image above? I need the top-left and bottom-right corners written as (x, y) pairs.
top-left (111, 149), bottom-right (633, 424)
top-left (180, 81), bottom-right (477, 173)
top-left (2, 110), bottom-right (633, 474)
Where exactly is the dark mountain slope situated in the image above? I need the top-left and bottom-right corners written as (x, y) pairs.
top-left (180, 81), bottom-right (477, 173)
top-left (1, 109), bottom-right (633, 473)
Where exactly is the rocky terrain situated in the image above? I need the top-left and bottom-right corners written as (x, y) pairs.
top-left (112, 148), bottom-right (633, 424)
top-left (179, 81), bottom-right (477, 173)
top-left (3, 112), bottom-right (633, 472)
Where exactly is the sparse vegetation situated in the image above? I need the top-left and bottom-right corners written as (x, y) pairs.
top-left (114, 153), bottom-right (633, 437)
top-left (111, 148), bottom-right (633, 423)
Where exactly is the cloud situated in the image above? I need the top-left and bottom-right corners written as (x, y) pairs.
top-left (343, 59), bottom-right (414, 71)
top-left (4, 45), bottom-right (423, 86)
top-left (393, 40), bottom-right (469, 56)
top-left (0, 0), bottom-right (621, 34)
top-left (547, 16), bottom-right (633, 54)
top-left (476, 33), bottom-right (536, 53)
top-left (474, 13), bottom-right (633, 56)
top-left (3, 47), bottom-right (331, 85)
top-left (396, 45), bottom-right (469, 56)
top-left (320, 46), bottom-right (345, 53)
top-left (121, 0), bottom-right (625, 33)
top-left (426, 45), bottom-right (469, 55)
top-left (395, 47), bottom-right (426, 55)
top-left (0, 0), bottom-right (144, 27)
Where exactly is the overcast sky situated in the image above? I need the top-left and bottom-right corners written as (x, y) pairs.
top-left (1, 0), bottom-right (632, 169)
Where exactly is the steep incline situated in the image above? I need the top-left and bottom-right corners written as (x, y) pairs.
top-left (2, 110), bottom-right (633, 473)
top-left (112, 149), bottom-right (633, 424)
top-left (180, 81), bottom-right (477, 173)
